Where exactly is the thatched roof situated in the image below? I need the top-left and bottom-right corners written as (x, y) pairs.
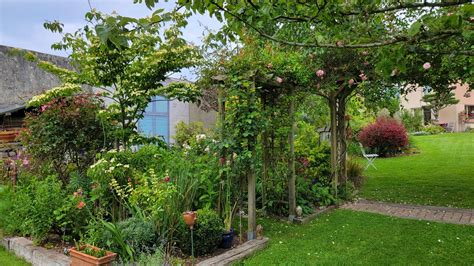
top-left (0, 45), bottom-right (71, 115)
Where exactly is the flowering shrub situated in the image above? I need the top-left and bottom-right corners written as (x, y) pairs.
top-left (21, 94), bottom-right (114, 182)
top-left (358, 117), bottom-right (409, 157)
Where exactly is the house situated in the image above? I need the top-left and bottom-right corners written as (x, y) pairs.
top-left (0, 45), bottom-right (216, 149)
top-left (400, 83), bottom-right (474, 132)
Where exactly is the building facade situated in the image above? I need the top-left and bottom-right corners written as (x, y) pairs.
top-left (0, 45), bottom-right (216, 145)
top-left (400, 83), bottom-right (474, 132)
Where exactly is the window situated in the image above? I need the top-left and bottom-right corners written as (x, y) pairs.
top-left (138, 96), bottom-right (169, 142)
top-left (466, 105), bottom-right (474, 119)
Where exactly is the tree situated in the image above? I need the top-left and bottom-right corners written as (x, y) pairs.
top-left (33, 9), bottom-right (202, 148)
top-left (422, 90), bottom-right (460, 121)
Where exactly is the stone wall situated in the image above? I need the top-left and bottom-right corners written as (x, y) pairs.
top-left (0, 45), bottom-right (70, 113)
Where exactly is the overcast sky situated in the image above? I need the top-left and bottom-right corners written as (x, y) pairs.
top-left (0, 0), bottom-right (220, 56)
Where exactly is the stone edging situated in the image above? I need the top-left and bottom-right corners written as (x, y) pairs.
top-left (293, 205), bottom-right (337, 225)
top-left (197, 237), bottom-right (269, 266)
top-left (1, 237), bottom-right (70, 266)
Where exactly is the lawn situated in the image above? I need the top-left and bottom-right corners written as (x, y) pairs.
top-left (0, 246), bottom-right (30, 266)
top-left (243, 210), bottom-right (474, 265)
top-left (360, 133), bottom-right (474, 208)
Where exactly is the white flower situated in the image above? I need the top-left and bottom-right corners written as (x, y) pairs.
top-left (124, 164), bottom-right (130, 168)
top-left (108, 166), bottom-right (115, 171)
top-left (196, 134), bottom-right (206, 141)
top-left (204, 146), bottom-right (210, 152)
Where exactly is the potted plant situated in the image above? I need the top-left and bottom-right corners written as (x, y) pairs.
top-left (69, 244), bottom-right (117, 266)
top-left (221, 194), bottom-right (237, 249)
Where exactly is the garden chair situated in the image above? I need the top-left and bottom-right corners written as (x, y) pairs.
top-left (359, 143), bottom-right (378, 170)
top-left (446, 122), bottom-right (454, 133)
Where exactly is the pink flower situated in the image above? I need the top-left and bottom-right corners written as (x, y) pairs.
top-left (276, 77), bottom-right (283, 83)
top-left (164, 176), bottom-right (170, 182)
top-left (363, 61), bottom-right (369, 66)
top-left (316, 69), bottom-right (325, 78)
top-left (359, 73), bottom-right (368, 81)
top-left (423, 62), bottom-right (431, 70)
top-left (73, 192), bottom-right (79, 197)
top-left (336, 40), bottom-right (344, 47)
top-left (22, 159), bottom-right (29, 166)
top-left (77, 201), bottom-right (85, 209)
top-left (348, 79), bottom-right (355, 86)
top-left (127, 177), bottom-right (132, 183)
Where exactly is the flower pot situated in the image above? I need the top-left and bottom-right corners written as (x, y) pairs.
top-left (220, 228), bottom-right (234, 249)
top-left (69, 244), bottom-right (117, 266)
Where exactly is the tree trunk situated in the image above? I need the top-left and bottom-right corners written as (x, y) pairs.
top-left (288, 89), bottom-right (296, 220)
top-left (336, 98), bottom-right (347, 184)
top-left (329, 95), bottom-right (338, 198)
top-left (217, 86), bottom-right (226, 215)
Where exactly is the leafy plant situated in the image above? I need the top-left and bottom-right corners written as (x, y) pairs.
top-left (359, 117), bottom-right (409, 157)
top-left (101, 220), bottom-right (135, 262)
top-left (400, 109), bottom-right (424, 133)
top-left (346, 158), bottom-right (365, 189)
top-left (423, 124), bottom-right (445, 135)
top-left (176, 208), bottom-right (223, 256)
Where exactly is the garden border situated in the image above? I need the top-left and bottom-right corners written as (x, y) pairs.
top-left (293, 205), bottom-right (337, 225)
top-left (197, 237), bottom-right (269, 266)
top-left (1, 237), bottom-right (71, 266)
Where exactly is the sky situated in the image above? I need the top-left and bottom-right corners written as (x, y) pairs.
top-left (0, 0), bottom-right (221, 59)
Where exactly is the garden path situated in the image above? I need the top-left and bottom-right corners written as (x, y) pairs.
top-left (341, 199), bottom-right (474, 225)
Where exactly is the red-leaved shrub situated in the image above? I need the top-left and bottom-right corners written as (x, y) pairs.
top-left (358, 117), bottom-right (408, 157)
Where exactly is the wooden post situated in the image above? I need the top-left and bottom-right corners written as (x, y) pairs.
top-left (247, 157), bottom-right (256, 240)
top-left (288, 88), bottom-right (296, 220)
top-left (329, 95), bottom-right (338, 198)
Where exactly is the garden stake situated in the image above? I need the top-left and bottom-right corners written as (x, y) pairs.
top-left (182, 211), bottom-right (196, 265)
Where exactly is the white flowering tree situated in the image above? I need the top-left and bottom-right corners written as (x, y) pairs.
top-left (38, 9), bottom-right (202, 148)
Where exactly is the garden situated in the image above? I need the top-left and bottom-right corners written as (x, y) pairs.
top-left (1, 1), bottom-right (473, 265)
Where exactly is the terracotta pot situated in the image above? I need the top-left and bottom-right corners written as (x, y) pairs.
top-left (69, 244), bottom-right (117, 266)
top-left (182, 211), bottom-right (196, 228)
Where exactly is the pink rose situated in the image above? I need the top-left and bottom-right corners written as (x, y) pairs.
top-left (359, 73), bottom-right (368, 81)
top-left (423, 62), bottom-right (431, 70)
top-left (348, 79), bottom-right (355, 86)
top-left (164, 176), bottom-right (170, 182)
top-left (316, 69), bottom-right (325, 78)
top-left (77, 201), bottom-right (86, 209)
top-left (276, 77), bottom-right (283, 83)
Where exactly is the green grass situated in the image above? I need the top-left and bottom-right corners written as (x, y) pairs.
top-left (0, 246), bottom-right (30, 266)
top-left (243, 210), bottom-right (474, 265)
top-left (360, 133), bottom-right (474, 208)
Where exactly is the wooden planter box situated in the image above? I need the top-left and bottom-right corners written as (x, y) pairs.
top-left (0, 131), bottom-right (19, 143)
top-left (69, 245), bottom-right (117, 266)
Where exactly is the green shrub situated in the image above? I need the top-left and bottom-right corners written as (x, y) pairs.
top-left (400, 109), bottom-right (423, 133)
top-left (347, 158), bottom-right (365, 189)
top-left (311, 184), bottom-right (335, 207)
top-left (100, 217), bottom-right (158, 256)
top-left (5, 175), bottom-right (65, 243)
top-left (423, 124), bottom-right (445, 135)
top-left (174, 121), bottom-right (209, 147)
top-left (21, 94), bottom-right (113, 183)
top-left (176, 208), bottom-right (223, 256)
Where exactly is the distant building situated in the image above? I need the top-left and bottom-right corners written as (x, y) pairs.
top-left (0, 45), bottom-right (215, 145)
top-left (400, 83), bottom-right (474, 132)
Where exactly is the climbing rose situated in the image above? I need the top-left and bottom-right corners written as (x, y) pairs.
top-left (77, 201), bottom-right (86, 209)
top-left (348, 79), bottom-right (355, 86)
top-left (359, 73), bottom-right (368, 81)
top-left (276, 77), bottom-right (283, 83)
top-left (316, 69), bottom-right (325, 78)
top-left (423, 62), bottom-right (431, 69)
